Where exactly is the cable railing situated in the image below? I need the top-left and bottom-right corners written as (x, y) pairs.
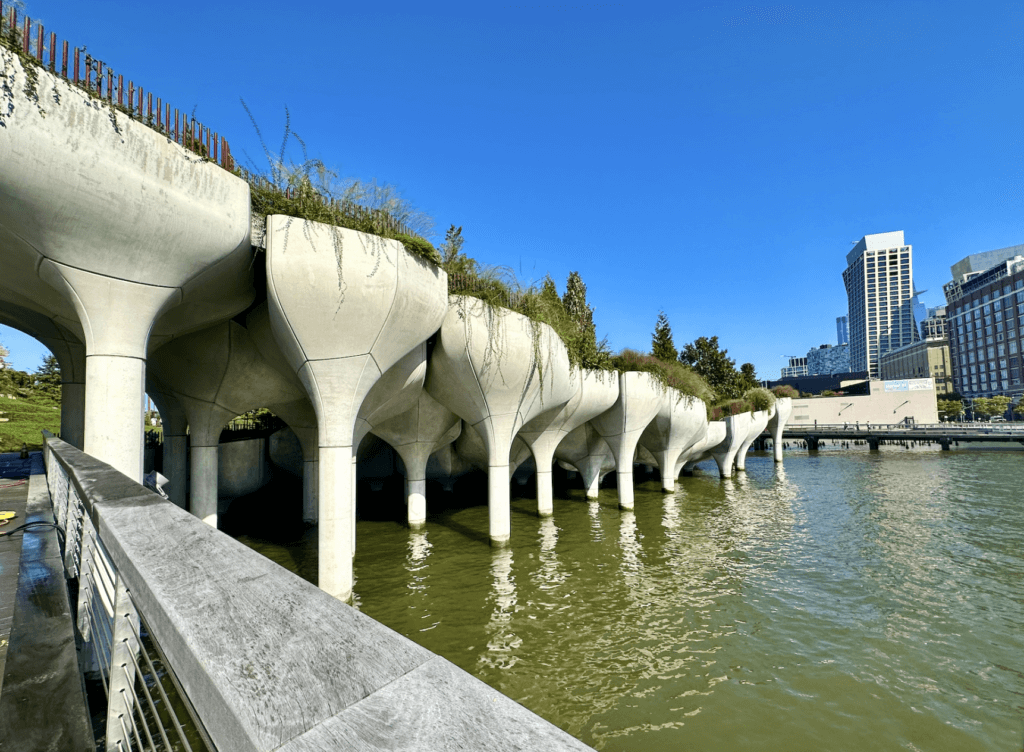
top-left (0, 1), bottom-right (234, 170)
top-left (43, 432), bottom-right (213, 752)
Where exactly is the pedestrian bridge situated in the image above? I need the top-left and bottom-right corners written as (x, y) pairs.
top-left (775, 423), bottom-right (1024, 450)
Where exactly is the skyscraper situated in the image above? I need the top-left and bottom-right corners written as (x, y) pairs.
top-left (842, 231), bottom-right (920, 379)
top-left (835, 316), bottom-right (849, 346)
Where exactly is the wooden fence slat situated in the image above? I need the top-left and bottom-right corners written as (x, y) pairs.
top-left (61, 40), bottom-right (68, 77)
top-left (49, 31), bottom-right (55, 71)
top-left (36, 22), bottom-right (42, 61)
top-left (73, 47), bottom-right (79, 84)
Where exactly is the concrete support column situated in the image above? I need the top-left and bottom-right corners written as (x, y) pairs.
top-left (654, 450), bottom-right (676, 493)
top-left (303, 458), bottom-right (318, 522)
top-left (867, 437), bottom-right (879, 451)
top-left (536, 468), bottom-right (554, 516)
top-left (586, 472), bottom-right (602, 498)
top-left (164, 435), bottom-right (188, 509)
top-left (407, 478), bottom-right (427, 527)
top-left (807, 436), bottom-right (820, 451)
top-left (617, 468), bottom-right (635, 510)
top-left (60, 381), bottom-right (85, 449)
top-left (319, 446), bottom-right (354, 601)
top-left (190, 445), bottom-right (219, 526)
top-left (940, 437), bottom-right (951, 451)
top-left (488, 464), bottom-right (511, 543)
top-left (40, 260), bottom-right (180, 481)
top-left (84, 354), bottom-right (147, 480)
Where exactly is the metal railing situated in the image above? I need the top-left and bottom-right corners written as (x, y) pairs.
top-left (43, 433), bottom-right (212, 752)
top-left (0, 1), bottom-right (233, 170)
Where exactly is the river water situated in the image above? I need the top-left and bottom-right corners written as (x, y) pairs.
top-left (232, 445), bottom-right (1024, 751)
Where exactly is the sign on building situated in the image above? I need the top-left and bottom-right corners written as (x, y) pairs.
top-left (882, 378), bottom-right (934, 392)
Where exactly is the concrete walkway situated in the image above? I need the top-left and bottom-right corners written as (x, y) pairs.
top-left (0, 451), bottom-right (92, 751)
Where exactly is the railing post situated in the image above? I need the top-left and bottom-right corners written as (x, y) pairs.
top-left (106, 577), bottom-right (140, 752)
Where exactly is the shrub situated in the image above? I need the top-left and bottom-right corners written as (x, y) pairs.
top-left (771, 384), bottom-right (799, 399)
top-left (744, 387), bottom-right (776, 412)
top-left (610, 348), bottom-right (715, 402)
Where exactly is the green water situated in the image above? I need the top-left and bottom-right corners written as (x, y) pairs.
top-left (234, 446), bottom-right (1024, 751)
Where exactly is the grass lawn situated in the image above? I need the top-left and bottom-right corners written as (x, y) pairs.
top-left (0, 394), bottom-right (61, 451)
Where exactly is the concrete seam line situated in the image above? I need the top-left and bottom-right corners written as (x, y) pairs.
top-left (264, 216), bottom-right (309, 369)
top-left (43, 258), bottom-right (180, 290)
top-left (84, 354), bottom-right (147, 363)
top-left (365, 241), bottom-right (400, 356)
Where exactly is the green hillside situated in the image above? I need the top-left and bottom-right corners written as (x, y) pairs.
top-left (0, 394), bottom-right (61, 452)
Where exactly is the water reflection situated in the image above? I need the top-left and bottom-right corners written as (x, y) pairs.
top-left (480, 548), bottom-right (520, 670)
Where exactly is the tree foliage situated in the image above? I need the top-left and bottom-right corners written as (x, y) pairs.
top-left (936, 398), bottom-right (963, 421)
top-left (679, 336), bottom-right (746, 399)
top-left (33, 354), bottom-right (62, 401)
top-left (651, 311), bottom-right (678, 362)
top-left (972, 396), bottom-right (1011, 420)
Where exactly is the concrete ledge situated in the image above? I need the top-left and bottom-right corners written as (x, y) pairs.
top-left (45, 436), bottom-right (591, 752)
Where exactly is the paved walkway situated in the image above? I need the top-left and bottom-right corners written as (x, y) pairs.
top-left (0, 451), bottom-right (92, 751)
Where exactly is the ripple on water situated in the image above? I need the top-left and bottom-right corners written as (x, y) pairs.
top-left (236, 448), bottom-right (1024, 752)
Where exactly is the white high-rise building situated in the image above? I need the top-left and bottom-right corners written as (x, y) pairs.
top-left (842, 231), bottom-right (920, 379)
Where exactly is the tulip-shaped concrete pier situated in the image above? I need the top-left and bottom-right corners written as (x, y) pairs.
top-left (709, 413), bottom-right (753, 477)
top-left (144, 388), bottom-right (189, 509)
top-left (518, 369), bottom-right (619, 515)
top-left (426, 296), bottom-right (574, 543)
top-left (638, 391), bottom-right (708, 492)
top-left (266, 216), bottom-right (447, 600)
top-left (768, 397), bottom-right (794, 462)
top-left (589, 372), bottom-right (664, 509)
top-left (148, 321), bottom-right (308, 526)
top-left (680, 422), bottom-right (728, 475)
top-left (373, 392), bottom-right (462, 526)
top-left (0, 53), bottom-right (253, 479)
top-left (554, 422), bottom-right (618, 498)
top-left (734, 409), bottom-right (773, 471)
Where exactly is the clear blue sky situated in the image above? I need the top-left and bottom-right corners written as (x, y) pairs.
top-left (4, 0), bottom-right (1024, 382)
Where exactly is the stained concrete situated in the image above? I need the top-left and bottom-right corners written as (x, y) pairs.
top-left (589, 372), bottom-right (663, 509)
top-left (426, 296), bottom-right (574, 542)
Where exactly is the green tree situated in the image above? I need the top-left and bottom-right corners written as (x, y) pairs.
top-left (439, 224), bottom-right (477, 277)
top-left (737, 362), bottom-right (759, 392)
top-left (651, 311), bottom-right (677, 362)
top-left (33, 354), bottom-right (62, 401)
top-left (679, 336), bottom-right (742, 399)
top-left (561, 271), bottom-right (603, 369)
top-left (973, 395), bottom-right (1011, 421)
top-left (936, 398), bottom-right (963, 421)
top-left (0, 340), bottom-right (9, 371)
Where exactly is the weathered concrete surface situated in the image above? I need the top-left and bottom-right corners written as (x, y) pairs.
top-left (518, 369), bottom-right (619, 515)
top-left (0, 52), bottom-right (254, 480)
top-left (554, 423), bottom-right (617, 499)
top-left (149, 321), bottom-right (307, 528)
top-left (589, 372), bottom-right (663, 509)
top-left (734, 409), bottom-right (772, 471)
top-left (218, 437), bottom-right (272, 500)
top-left (638, 391), bottom-right (708, 492)
top-left (372, 391), bottom-right (462, 526)
top-left (0, 455), bottom-right (92, 751)
top-left (426, 297), bottom-right (574, 542)
top-left (146, 388), bottom-right (189, 509)
top-left (266, 216), bottom-right (447, 600)
top-left (680, 421), bottom-right (727, 475)
top-left (46, 436), bottom-right (591, 752)
top-left (710, 413), bottom-right (752, 477)
top-left (768, 397), bottom-right (794, 462)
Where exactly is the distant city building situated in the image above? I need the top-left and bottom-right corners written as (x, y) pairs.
top-left (842, 231), bottom-right (920, 379)
top-left (781, 356), bottom-right (808, 378)
top-left (836, 316), bottom-right (849, 346)
top-left (807, 343), bottom-right (850, 375)
top-left (920, 306), bottom-right (947, 340)
top-left (943, 247), bottom-right (1024, 399)
top-left (911, 287), bottom-right (928, 337)
top-left (878, 339), bottom-right (953, 394)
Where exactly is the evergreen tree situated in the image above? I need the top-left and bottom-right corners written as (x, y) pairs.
top-left (651, 311), bottom-right (677, 362)
top-left (438, 225), bottom-right (477, 277)
top-left (679, 336), bottom-right (742, 399)
top-left (562, 271), bottom-right (602, 368)
top-left (738, 362), bottom-right (759, 392)
top-left (33, 354), bottom-right (62, 401)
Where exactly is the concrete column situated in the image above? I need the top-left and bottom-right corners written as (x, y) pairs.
top-left (767, 397), bottom-right (793, 463)
top-left (164, 435), bottom-right (188, 509)
top-left (407, 477), bottom-right (427, 527)
top-left (617, 467), bottom-right (636, 509)
top-left (488, 464), bottom-right (512, 543)
top-left (60, 381), bottom-right (86, 449)
top-left (536, 467), bottom-right (554, 516)
top-left (318, 446), bottom-right (354, 600)
top-left (40, 261), bottom-right (180, 480)
top-left (586, 471), bottom-right (602, 498)
top-left (303, 458), bottom-right (318, 522)
top-left (190, 446), bottom-right (219, 526)
top-left (867, 437), bottom-right (879, 451)
top-left (735, 410), bottom-right (771, 471)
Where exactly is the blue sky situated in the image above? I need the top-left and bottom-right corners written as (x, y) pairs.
top-left (3, 1), bottom-right (1024, 382)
